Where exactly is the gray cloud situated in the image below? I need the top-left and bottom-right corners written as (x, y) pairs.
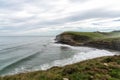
top-left (114, 19), bottom-right (120, 21)
top-left (64, 9), bottom-right (120, 22)
top-left (1, 8), bottom-right (120, 32)
top-left (69, 0), bottom-right (90, 3)
top-left (32, 8), bottom-right (120, 27)
top-left (0, 0), bottom-right (120, 35)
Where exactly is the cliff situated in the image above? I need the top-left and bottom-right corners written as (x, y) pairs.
top-left (55, 31), bottom-right (120, 51)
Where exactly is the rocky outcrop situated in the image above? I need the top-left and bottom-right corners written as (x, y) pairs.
top-left (56, 34), bottom-right (82, 46)
top-left (85, 39), bottom-right (120, 51)
top-left (55, 32), bottom-right (92, 46)
top-left (55, 32), bottom-right (120, 51)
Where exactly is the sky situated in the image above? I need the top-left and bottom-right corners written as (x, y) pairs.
top-left (0, 0), bottom-right (120, 36)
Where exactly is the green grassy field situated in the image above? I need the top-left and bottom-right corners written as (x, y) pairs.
top-left (0, 55), bottom-right (120, 80)
top-left (62, 31), bottom-right (120, 40)
top-left (57, 31), bottom-right (120, 51)
top-left (62, 31), bottom-right (106, 40)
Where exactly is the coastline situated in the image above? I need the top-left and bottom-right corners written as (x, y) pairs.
top-left (0, 43), bottom-right (117, 76)
top-left (55, 31), bottom-right (120, 51)
top-left (0, 31), bottom-right (120, 80)
top-left (0, 55), bottom-right (120, 80)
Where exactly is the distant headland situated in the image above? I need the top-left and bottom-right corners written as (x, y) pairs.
top-left (55, 31), bottom-right (120, 51)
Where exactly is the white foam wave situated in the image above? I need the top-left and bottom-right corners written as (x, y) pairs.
top-left (53, 43), bottom-right (73, 48)
top-left (4, 43), bottom-right (118, 76)
top-left (39, 49), bottom-right (115, 70)
top-left (6, 49), bottom-right (117, 76)
top-left (53, 43), bottom-right (102, 55)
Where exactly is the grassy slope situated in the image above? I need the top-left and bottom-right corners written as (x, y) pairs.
top-left (0, 55), bottom-right (120, 80)
top-left (62, 31), bottom-right (120, 40)
top-left (62, 31), bottom-right (106, 40)
top-left (59, 31), bottom-right (120, 50)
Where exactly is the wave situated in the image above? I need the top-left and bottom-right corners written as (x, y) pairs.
top-left (38, 49), bottom-right (115, 70)
top-left (0, 44), bottom-right (48, 75)
top-left (0, 41), bottom-right (43, 54)
top-left (1, 42), bottom-right (118, 76)
top-left (38, 43), bottom-right (117, 70)
top-left (0, 43), bottom-right (31, 53)
top-left (53, 43), bottom-right (97, 52)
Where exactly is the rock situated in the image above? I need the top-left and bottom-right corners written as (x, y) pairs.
top-left (63, 78), bottom-right (69, 80)
top-left (55, 33), bottom-right (83, 46)
top-left (56, 34), bottom-right (72, 45)
top-left (103, 63), bottom-right (109, 66)
top-left (55, 31), bottom-right (120, 51)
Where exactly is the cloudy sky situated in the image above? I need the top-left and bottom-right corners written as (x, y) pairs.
top-left (0, 0), bottom-right (120, 36)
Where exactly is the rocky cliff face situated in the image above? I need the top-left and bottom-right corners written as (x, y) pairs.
top-left (55, 32), bottom-right (120, 51)
top-left (85, 39), bottom-right (120, 51)
top-left (56, 34), bottom-right (76, 45)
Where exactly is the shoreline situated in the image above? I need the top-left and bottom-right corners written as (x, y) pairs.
top-left (0, 55), bottom-right (120, 80)
top-left (0, 31), bottom-right (120, 80)
top-left (1, 43), bottom-right (118, 76)
top-left (55, 31), bottom-right (120, 51)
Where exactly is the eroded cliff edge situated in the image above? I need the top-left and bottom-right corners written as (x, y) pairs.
top-left (55, 31), bottom-right (120, 51)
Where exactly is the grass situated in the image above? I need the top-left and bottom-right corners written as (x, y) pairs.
top-left (62, 31), bottom-right (120, 40)
top-left (62, 31), bottom-right (106, 40)
top-left (0, 55), bottom-right (120, 80)
top-left (58, 31), bottom-right (120, 50)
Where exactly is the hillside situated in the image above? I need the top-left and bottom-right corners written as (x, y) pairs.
top-left (55, 31), bottom-right (120, 51)
top-left (0, 55), bottom-right (120, 80)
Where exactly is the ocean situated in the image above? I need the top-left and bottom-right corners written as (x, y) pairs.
top-left (0, 36), bottom-right (118, 76)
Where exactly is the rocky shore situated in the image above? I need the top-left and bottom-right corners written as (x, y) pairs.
top-left (55, 31), bottom-right (120, 51)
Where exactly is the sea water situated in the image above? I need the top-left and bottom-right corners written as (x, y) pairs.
top-left (0, 36), bottom-right (118, 76)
